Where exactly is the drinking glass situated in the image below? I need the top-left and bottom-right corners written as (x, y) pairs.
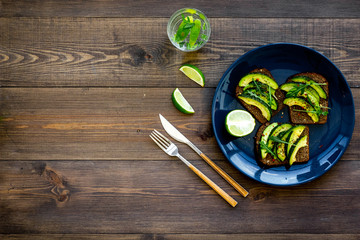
top-left (167, 8), bottom-right (211, 52)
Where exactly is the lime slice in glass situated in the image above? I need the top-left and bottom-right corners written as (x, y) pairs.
top-left (172, 88), bottom-right (195, 114)
top-left (225, 110), bottom-right (256, 137)
top-left (179, 64), bottom-right (205, 87)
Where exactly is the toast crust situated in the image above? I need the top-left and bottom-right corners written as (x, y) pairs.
top-left (286, 72), bottom-right (329, 124)
top-left (255, 122), bottom-right (309, 167)
top-left (236, 68), bottom-right (285, 123)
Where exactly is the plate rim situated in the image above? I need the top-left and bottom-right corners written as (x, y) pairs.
top-left (211, 42), bottom-right (355, 186)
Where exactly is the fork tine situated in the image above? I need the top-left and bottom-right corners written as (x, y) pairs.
top-left (149, 134), bottom-right (167, 152)
top-left (150, 132), bottom-right (168, 149)
top-left (152, 129), bottom-right (171, 147)
top-left (150, 129), bottom-right (170, 149)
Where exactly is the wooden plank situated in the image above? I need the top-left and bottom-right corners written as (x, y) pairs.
top-left (0, 234), bottom-right (359, 240)
top-left (1, 0), bottom-right (360, 18)
top-left (0, 160), bottom-right (359, 234)
top-left (0, 88), bottom-right (358, 161)
top-left (0, 18), bottom-right (359, 88)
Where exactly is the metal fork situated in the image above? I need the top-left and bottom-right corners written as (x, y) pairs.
top-left (150, 129), bottom-right (237, 207)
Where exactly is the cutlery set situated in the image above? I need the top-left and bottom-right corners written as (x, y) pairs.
top-left (149, 114), bottom-right (248, 207)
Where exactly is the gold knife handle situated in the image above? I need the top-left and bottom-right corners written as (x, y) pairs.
top-left (200, 153), bottom-right (249, 197)
top-left (188, 163), bottom-right (238, 207)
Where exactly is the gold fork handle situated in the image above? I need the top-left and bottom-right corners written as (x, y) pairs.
top-left (200, 153), bottom-right (249, 197)
top-left (188, 163), bottom-right (238, 207)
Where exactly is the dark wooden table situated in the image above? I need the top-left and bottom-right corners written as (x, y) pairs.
top-left (1, 1), bottom-right (359, 239)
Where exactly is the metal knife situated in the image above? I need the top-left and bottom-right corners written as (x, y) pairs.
top-left (159, 114), bottom-right (248, 197)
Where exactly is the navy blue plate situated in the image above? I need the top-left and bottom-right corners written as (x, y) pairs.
top-left (211, 43), bottom-right (355, 186)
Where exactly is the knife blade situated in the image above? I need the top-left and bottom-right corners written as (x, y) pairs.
top-left (159, 113), bottom-right (202, 155)
top-left (159, 114), bottom-right (248, 197)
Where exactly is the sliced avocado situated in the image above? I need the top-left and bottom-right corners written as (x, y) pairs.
top-left (239, 73), bottom-right (279, 90)
top-left (281, 82), bottom-right (320, 108)
top-left (238, 95), bottom-right (272, 121)
top-left (259, 122), bottom-right (279, 159)
top-left (283, 97), bottom-right (319, 123)
top-left (267, 123), bottom-right (293, 155)
top-left (289, 135), bottom-right (308, 166)
top-left (243, 89), bottom-right (277, 110)
top-left (286, 125), bottom-right (306, 155)
top-left (276, 128), bottom-right (293, 161)
top-left (290, 76), bottom-right (327, 99)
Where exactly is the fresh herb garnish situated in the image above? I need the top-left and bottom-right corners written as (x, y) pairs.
top-left (304, 95), bottom-right (330, 116)
top-left (201, 34), bottom-right (208, 40)
top-left (293, 107), bottom-right (329, 116)
top-left (260, 141), bottom-right (278, 159)
top-left (286, 82), bottom-right (327, 98)
top-left (268, 85), bottom-right (272, 108)
top-left (174, 13), bottom-right (209, 50)
top-left (244, 90), bottom-right (266, 104)
top-left (183, 22), bottom-right (195, 29)
top-left (269, 136), bottom-right (293, 145)
top-left (252, 79), bottom-right (267, 97)
top-left (286, 83), bottom-right (309, 98)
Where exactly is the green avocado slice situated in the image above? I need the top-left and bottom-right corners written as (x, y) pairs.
top-left (286, 125), bottom-right (306, 156)
top-left (289, 135), bottom-right (308, 166)
top-left (290, 76), bottom-right (327, 99)
top-left (259, 122), bottom-right (279, 159)
top-left (276, 128), bottom-right (293, 161)
top-left (243, 89), bottom-right (277, 110)
top-left (238, 95), bottom-right (272, 121)
top-left (267, 123), bottom-right (293, 156)
top-left (283, 97), bottom-right (320, 123)
top-left (280, 82), bottom-right (320, 108)
top-left (239, 73), bottom-right (279, 90)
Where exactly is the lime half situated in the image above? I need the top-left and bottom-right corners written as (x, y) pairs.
top-left (172, 88), bottom-right (195, 114)
top-left (179, 64), bottom-right (205, 87)
top-left (225, 110), bottom-right (256, 137)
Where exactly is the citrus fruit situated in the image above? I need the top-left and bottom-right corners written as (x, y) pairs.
top-left (179, 64), bottom-right (205, 87)
top-left (225, 110), bottom-right (256, 137)
top-left (172, 88), bottom-right (195, 114)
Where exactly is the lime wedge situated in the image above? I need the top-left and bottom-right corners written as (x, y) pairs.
top-left (225, 110), bottom-right (256, 137)
top-left (179, 64), bottom-right (205, 87)
top-left (172, 88), bottom-right (195, 114)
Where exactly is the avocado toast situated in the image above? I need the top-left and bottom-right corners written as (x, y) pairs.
top-left (255, 122), bottom-right (310, 167)
top-left (280, 72), bottom-right (329, 124)
top-left (236, 68), bottom-right (285, 123)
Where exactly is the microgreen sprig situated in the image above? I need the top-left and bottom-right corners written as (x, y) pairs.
top-left (268, 85), bottom-right (272, 107)
top-left (260, 141), bottom-right (278, 159)
top-left (293, 107), bottom-right (330, 116)
top-left (252, 79), bottom-right (267, 97)
top-left (286, 82), bottom-right (327, 98)
top-left (269, 136), bottom-right (293, 145)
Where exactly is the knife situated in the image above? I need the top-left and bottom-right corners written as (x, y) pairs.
top-left (159, 114), bottom-right (248, 197)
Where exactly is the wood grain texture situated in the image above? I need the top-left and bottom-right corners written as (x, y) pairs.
top-left (0, 234), bottom-right (360, 240)
top-left (0, 88), bottom-right (358, 161)
top-left (0, 160), bottom-right (359, 234)
top-left (0, 234), bottom-right (359, 240)
top-left (0, 18), bottom-right (359, 88)
top-left (1, 0), bottom-right (360, 18)
top-left (1, 1), bottom-right (359, 238)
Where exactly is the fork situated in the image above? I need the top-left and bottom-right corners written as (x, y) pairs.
top-left (150, 129), bottom-right (237, 207)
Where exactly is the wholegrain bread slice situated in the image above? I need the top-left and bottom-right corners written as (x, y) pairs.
top-left (236, 68), bottom-right (285, 123)
top-left (255, 122), bottom-right (310, 167)
top-left (286, 72), bottom-right (329, 124)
